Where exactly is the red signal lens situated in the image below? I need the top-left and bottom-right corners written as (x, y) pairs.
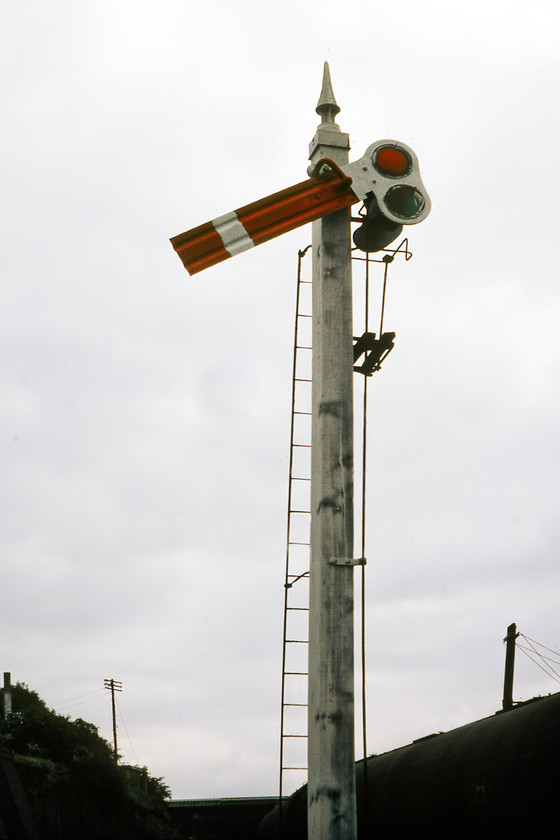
top-left (374, 146), bottom-right (411, 177)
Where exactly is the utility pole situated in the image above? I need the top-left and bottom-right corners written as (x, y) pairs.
top-left (307, 63), bottom-right (358, 840)
top-left (104, 678), bottom-right (122, 761)
top-left (3, 672), bottom-right (12, 716)
top-left (502, 623), bottom-right (518, 711)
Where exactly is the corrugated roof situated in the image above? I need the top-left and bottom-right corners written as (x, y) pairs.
top-left (169, 796), bottom-right (285, 808)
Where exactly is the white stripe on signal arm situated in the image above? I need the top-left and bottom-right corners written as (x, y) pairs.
top-left (212, 212), bottom-right (255, 257)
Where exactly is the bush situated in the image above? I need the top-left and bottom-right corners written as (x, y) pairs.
top-left (0, 683), bottom-right (169, 812)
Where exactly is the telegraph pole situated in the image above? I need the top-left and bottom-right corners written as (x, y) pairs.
top-left (502, 623), bottom-right (518, 711)
top-left (104, 678), bottom-right (122, 761)
top-left (307, 63), bottom-right (358, 840)
top-left (3, 672), bottom-right (12, 716)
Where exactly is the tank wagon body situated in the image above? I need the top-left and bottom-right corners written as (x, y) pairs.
top-left (258, 692), bottom-right (560, 839)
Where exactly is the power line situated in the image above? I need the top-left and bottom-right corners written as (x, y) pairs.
top-left (516, 645), bottom-right (560, 685)
top-left (53, 688), bottom-right (103, 706)
top-left (116, 697), bottom-right (140, 766)
top-left (516, 634), bottom-right (560, 685)
top-left (519, 634), bottom-right (560, 659)
top-left (518, 647), bottom-right (560, 667)
top-left (54, 689), bottom-right (105, 713)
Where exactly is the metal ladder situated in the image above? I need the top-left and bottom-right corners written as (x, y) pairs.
top-left (279, 246), bottom-right (312, 802)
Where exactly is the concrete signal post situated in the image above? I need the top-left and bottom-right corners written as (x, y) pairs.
top-left (307, 64), bottom-right (358, 840)
top-left (169, 61), bottom-right (431, 840)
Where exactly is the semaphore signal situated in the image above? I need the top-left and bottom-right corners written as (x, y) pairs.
top-left (169, 62), bottom-right (430, 840)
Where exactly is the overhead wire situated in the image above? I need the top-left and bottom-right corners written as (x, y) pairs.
top-left (519, 634), bottom-right (560, 660)
top-left (53, 688), bottom-right (106, 713)
top-left (116, 697), bottom-right (140, 766)
top-left (516, 645), bottom-right (560, 685)
top-left (518, 645), bottom-right (560, 668)
top-left (516, 634), bottom-right (560, 685)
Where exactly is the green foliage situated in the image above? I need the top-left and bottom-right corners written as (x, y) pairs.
top-left (147, 772), bottom-right (172, 802)
top-left (121, 764), bottom-right (172, 818)
top-left (0, 682), bottom-right (171, 814)
top-left (14, 754), bottom-right (65, 788)
top-left (0, 683), bottom-right (124, 806)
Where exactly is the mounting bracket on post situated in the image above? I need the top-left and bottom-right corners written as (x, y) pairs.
top-left (353, 331), bottom-right (396, 376)
top-left (329, 557), bottom-right (367, 567)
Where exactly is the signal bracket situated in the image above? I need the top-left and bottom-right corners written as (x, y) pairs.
top-left (329, 557), bottom-right (367, 567)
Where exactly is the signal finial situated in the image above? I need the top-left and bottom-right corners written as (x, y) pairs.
top-left (316, 61), bottom-right (340, 125)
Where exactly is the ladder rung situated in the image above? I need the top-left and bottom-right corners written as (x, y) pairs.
top-left (281, 272), bottom-right (312, 799)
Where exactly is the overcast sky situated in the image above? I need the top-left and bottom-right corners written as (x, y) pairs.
top-left (2, 0), bottom-right (560, 800)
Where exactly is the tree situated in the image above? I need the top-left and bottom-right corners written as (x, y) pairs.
top-left (0, 683), bottom-right (170, 810)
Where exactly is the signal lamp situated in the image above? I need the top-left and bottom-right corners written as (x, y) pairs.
top-left (384, 184), bottom-right (425, 220)
top-left (347, 139), bottom-right (430, 251)
top-left (345, 139), bottom-right (431, 233)
top-left (374, 145), bottom-right (411, 177)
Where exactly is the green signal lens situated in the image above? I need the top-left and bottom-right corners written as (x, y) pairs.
top-left (384, 185), bottom-right (425, 219)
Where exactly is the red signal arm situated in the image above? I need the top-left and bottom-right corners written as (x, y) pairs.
top-left (170, 160), bottom-right (356, 275)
